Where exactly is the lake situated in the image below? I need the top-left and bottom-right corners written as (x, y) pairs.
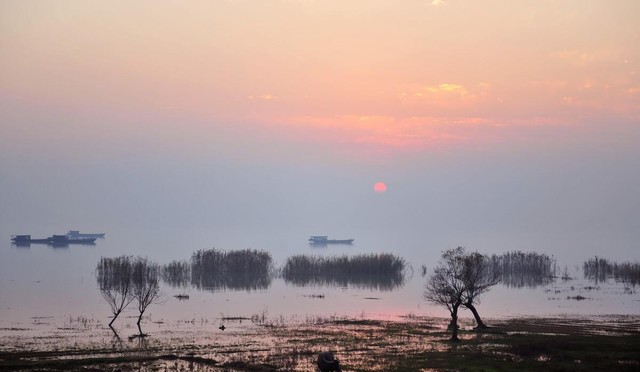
top-left (1, 222), bottom-right (639, 334)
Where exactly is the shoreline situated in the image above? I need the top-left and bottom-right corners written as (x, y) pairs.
top-left (1, 313), bottom-right (639, 371)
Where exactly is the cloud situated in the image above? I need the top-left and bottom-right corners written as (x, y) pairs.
top-left (549, 49), bottom-right (624, 68)
top-left (248, 94), bottom-right (279, 101)
top-left (424, 83), bottom-right (467, 94)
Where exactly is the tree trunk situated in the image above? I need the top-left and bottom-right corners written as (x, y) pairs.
top-left (109, 310), bottom-right (121, 327)
top-left (109, 326), bottom-right (121, 340)
top-left (465, 302), bottom-right (488, 329)
top-left (137, 312), bottom-right (144, 335)
top-left (450, 305), bottom-right (460, 342)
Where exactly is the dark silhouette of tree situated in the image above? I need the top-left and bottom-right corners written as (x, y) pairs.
top-left (131, 257), bottom-right (160, 336)
top-left (424, 247), bottom-right (466, 341)
top-left (96, 256), bottom-right (134, 331)
top-left (460, 251), bottom-right (500, 329)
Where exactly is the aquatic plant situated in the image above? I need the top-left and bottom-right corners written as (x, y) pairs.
top-left (191, 248), bottom-right (273, 291)
top-left (161, 260), bottom-right (190, 288)
top-left (583, 256), bottom-right (640, 286)
top-left (488, 251), bottom-right (554, 288)
top-left (281, 253), bottom-right (406, 290)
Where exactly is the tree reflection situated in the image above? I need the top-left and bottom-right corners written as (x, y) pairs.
top-left (281, 253), bottom-right (406, 291)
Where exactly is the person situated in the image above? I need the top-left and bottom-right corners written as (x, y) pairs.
top-left (317, 351), bottom-right (342, 372)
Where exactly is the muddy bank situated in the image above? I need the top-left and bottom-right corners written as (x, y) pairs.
top-left (1, 314), bottom-right (639, 371)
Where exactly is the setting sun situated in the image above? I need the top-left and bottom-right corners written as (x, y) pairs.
top-left (374, 182), bottom-right (388, 193)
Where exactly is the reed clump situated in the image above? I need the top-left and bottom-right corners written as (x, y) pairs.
top-left (161, 260), bottom-right (191, 288)
top-left (583, 256), bottom-right (640, 286)
top-left (281, 253), bottom-right (406, 290)
top-left (191, 248), bottom-right (273, 291)
top-left (489, 251), bottom-right (554, 288)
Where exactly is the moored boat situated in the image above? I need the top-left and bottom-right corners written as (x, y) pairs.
top-left (11, 234), bottom-right (97, 246)
top-left (11, 235), bottom-right (49, 245)
top-left (68, 230), bottom-right (105, 239)
top-left (51, 235), bottom-right (97, 245)
top-left (308, 236), bottom-right (355, 245)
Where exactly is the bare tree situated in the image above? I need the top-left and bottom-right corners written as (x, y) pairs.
top-left (461, 252), bottom-right (500, 329)
top-left (96, 256), bottom-right (134, 330)
top-left (424, 247), bottom-right (466, 341)
top-left (131, 257), bottom-right (160, 336)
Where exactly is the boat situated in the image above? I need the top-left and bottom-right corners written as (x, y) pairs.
top-left (308, 236), bottom-right (354, 245)
top-left (68, 230), bottom-right (105, 239)
top-left (11, 235), bottom-right (49, 246)
top-left (51, 235), bottom-right (97, 245)
top-left (11, 234), bottom-right (97, 246)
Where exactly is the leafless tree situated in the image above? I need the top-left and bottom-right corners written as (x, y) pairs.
top-left (424, 247), bottom-right (466, 341)
top-left (96, 256), bottom-right (134, 330)
top-left (461, 252), bottom-right (500, 329)
top-left (131, 257), bottom-right (160, 336)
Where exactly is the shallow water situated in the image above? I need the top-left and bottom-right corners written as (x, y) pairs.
top-left (1, 223), bottom-right (639, 334)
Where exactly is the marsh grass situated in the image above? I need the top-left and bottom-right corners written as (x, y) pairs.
top-left (281, 253), bottom-right (406, 290)
top-left (191, 248), bottom-right (273, 292)
top-left (490, 251), bottom-right (554, 288)
top-left (583, 256), bottom-right (640, 286)
top-left (162, 260), bottom-right (190, 288)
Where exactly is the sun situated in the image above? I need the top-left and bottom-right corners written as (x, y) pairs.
top-left (374, 182), bottom-right (387, 193)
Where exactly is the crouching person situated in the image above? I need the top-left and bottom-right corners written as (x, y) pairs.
top-left (317, 351), bottom-right (342, 372)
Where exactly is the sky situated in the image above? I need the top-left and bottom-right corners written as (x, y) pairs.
top-left (1, 1), bottom-right (639, 261)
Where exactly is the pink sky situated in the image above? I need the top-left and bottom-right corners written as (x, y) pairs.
top-left (1, 0), bottom-right (639, 161)
top-left (1, 1), bottom-right (640, 264)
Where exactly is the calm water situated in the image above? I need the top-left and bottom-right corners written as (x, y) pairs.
top-left (1, 222), bottom-right (639, 330)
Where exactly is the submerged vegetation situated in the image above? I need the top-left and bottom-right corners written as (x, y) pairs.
top-left (489, 251), bottom-right (555, 288)
top-left (191, 248), bottom-right (273, 291)
top-left (281, 253), bottom-right (406, 290)
top-left (161, 250), bottom-right (406, 292)
top-left (160, 249), bottom-right (274, 291)
top-left (94, 247), bottom-right (638, 346)
top-left (161, 260), bottom-right (190, 288)
top-left (583, 256), bottom-right (640, 286)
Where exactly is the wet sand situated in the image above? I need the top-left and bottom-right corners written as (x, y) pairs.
top-left (1, 314), bottom-right (639, 371)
